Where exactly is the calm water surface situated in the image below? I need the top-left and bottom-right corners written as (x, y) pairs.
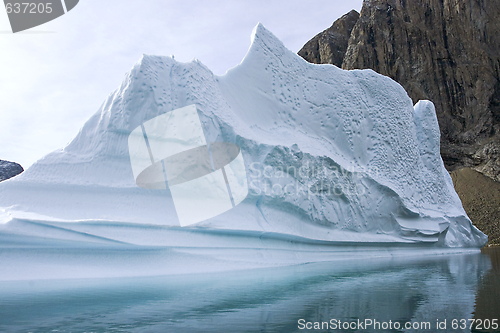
top-left (0, 248), bottom-right (499, 333)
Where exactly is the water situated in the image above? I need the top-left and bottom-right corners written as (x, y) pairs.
top-left (0, 248), bottom-right (498, 333)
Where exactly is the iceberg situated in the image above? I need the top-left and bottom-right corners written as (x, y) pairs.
top-left (0, 24), bottom-right (486, 280)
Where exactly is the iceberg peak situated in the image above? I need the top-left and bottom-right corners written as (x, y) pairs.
top-left (249, 22), bottom-right (286, 54)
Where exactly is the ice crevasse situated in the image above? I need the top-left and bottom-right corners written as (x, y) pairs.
top-left (0, 24), bottom-right (487, 279)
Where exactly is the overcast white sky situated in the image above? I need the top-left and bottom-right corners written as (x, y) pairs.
top-left (0, 0), bottom-right (362, 168)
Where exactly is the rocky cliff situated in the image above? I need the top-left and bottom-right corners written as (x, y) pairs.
top-left (451, 168), bottom-right (500, 246)
top-left (0, 160), bottom-right (23, 182)
top-left (299, 0), bottom-right (500, 182)
top-left (298, 10), bottom-right (359, 67)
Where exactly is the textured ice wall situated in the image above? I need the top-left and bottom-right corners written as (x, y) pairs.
top-left (0, 24), bottom-right (486, 250)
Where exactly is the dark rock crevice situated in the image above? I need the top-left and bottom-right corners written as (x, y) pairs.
top-left (298, 10), bottom-right (360, 68)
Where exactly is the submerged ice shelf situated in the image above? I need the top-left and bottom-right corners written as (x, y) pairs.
top-left (0, 24), bottom-right (487, 280)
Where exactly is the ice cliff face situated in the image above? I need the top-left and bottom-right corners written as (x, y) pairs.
top-left (0, 24), bottom-right (487, 251)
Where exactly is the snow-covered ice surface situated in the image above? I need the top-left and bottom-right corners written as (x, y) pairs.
top-left (0, 24), bottom-right (487, 280)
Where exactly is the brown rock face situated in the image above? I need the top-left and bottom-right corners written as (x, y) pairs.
top-left (300, 0), bottom-right (500, 182)
top-left (451, 168), bottom-right (500, 246)
top-left (298, 10), bottom-right (360, 67)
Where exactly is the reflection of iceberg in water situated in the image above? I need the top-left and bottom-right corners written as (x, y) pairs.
top-left (0, 251), bottom-right (493, 332)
